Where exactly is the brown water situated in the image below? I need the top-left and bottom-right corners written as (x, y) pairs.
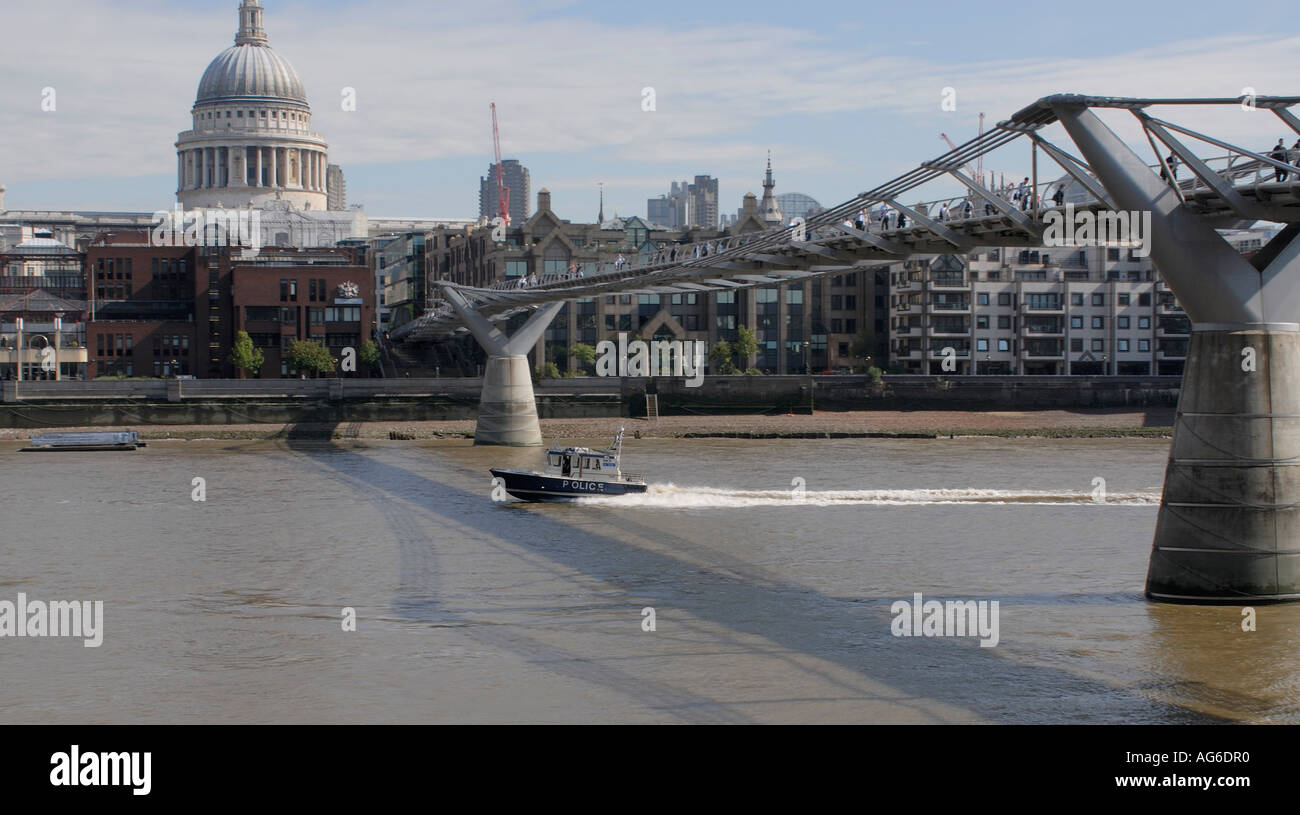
top-left (1, 435), bottom-right (1297, 723)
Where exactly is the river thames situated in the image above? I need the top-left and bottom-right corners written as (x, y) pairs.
top-left (2, 436), bottom-right (1297, 724)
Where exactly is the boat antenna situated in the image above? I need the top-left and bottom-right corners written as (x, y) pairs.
top-left (612, 426), bottom-right (624, 462)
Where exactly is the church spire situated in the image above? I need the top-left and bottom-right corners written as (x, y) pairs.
top-left (597, 182), bottom-right (605, 224)
top-left (235, 0), bottom-right (268, 46)
top-left (760, 151), bottom-right (783, 224)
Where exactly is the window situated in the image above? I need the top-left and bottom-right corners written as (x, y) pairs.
top-left (1071, 293), bottom-right (1084, 306)
top-left (1117, 339), bottom-right (1130, 352)
top-left (289, 279), bottom-right (297, 301)
top-left (280, 279), bottom-right (288, 301)
top-left (1138, 339), bottom-right (1150, 352)
top-left (1091, 339), bottom-right (1105, 352)
top-left (997, 339), bottom-right (1010, 352)
top-left (1138, 292), bottom-right (1151, 306)
top-left (845, 295), bottom-right (856, 310)
top-left (716, 291), bottom-right (735, 304)
top-left (1118, 293), bottom-right (1131, 306)
top-left (309, 279), bottom-right (317, 301)
top-left (977, 293), bottom-right (989, 306)
top-left (1071, 316), bottom-right (1083, 329)
top-left (786, 289), bottom-right (803, 305)
top-left (997, 293), bottom-right (1012, 307)
top-left (976, 315), bottom-right (989, 329)
top-left (309, 308), bottom-right (324, 326)
top-left (1070, 338), bottom-right (1083, 352)
top-left (1117, 316), bottom-right (1130, 329)
top-left (1092, 316), bottom-right (1105, 329)
top-left (976, 338), bottom-right (989, 352)
top-left (1092, 293), bottom-right (1105, 306)
top-left (1026, 293), bottom-right (1059, 309)
top-left (324, 307), bottom-right (361, 322)
top-left (245, 306), bottom-right (279, 321)
top-left (1107, 248), bottom-right (1120, 261)
top-left (1139, 316), bottom-right (1151, 329)
top-left (831, 318), bottom-right (843, 333)
top-left (997, 315), bottom-right (1011, 330)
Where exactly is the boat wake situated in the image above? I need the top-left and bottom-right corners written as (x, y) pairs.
top-left (572, 484), bottom-right (1162, 508)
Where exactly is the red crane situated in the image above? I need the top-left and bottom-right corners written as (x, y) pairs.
top-left (490, 102), bottom-right (510, 225)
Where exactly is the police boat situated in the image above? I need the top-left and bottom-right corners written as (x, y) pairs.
top-left (490, 427), bottom-right (648, 501)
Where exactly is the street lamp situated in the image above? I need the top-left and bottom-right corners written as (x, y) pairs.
top-left (802, 340), bottom-right (811, 375)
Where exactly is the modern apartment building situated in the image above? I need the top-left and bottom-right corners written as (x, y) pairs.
top-left (887, 231), bottom-right (1276, 375)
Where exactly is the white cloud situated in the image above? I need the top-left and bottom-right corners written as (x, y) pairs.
top-left (1, 1), bottom-right (1296, 214)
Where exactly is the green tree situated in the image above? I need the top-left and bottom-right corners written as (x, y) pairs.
top-left (229, 330), bottom-right (264, 378)
top-left (285, 339), bottom-right (336, 378)
top-left (539, 361), bottom-right (562, 379)
top-left (570, 342), bottom-right (597, 375)
top-left (358, 339), bottom-right (381, 374)
top-left (710, 340), bottom-right (738, 374)
top-left (733, 326), bottom-right (758, 370)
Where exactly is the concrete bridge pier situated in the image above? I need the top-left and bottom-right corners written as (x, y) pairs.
top-left (1052, 98), bottom-right (1300, 602)
top-left (1150, 327), bottom-right (1300, 601)
top-left (440, 286), bottom-right (563, 446)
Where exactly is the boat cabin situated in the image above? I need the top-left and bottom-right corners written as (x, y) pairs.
top-left (545, 446), bottom-right (619, 480)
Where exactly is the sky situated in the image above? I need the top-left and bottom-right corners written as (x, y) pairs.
top-left (2, 0), bottom-right (1298, 222)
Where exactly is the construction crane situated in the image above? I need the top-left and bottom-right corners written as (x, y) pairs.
top-left (490, 102), bottom-right (510, 225)
top-left (940, 112), bottom-right (986, 187)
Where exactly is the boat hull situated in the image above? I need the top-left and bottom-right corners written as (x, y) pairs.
top-left (490, 468), bottom-right (647, 501)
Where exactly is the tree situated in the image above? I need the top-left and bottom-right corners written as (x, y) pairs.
top-left (358, 339), bottom-right (382, 374)
top-left (229, 330), bottom-right (264, 378)
top-left (851, 329), bottom-right (876, 370)
top-left (539, 362), bottom-right (562, 379)
top-left (710, 340), bottom-right (738, 374)
top-left (733, 326), bottom-right (758, 370)
top-left (570, 342), bottom-right (597, 375)
top-left (285, 339), bottom-right (336, 378)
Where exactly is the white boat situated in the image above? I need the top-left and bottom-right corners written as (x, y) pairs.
top-left (490, 428), bottom-right (648, 501)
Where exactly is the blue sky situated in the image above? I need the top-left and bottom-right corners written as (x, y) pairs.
top-left (2, 0), bottom-right (1297, 222)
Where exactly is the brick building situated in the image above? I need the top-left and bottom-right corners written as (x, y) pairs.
top-left (82, 233), bottom-right (370, 378)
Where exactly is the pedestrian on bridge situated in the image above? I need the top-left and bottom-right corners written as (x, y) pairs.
top-left (1160, 154), bottom-right (1179, 181)
top-left (1053, 186), bottom-right (1065, 207)
top-left (1271, 139), bottom-right (1289, 182)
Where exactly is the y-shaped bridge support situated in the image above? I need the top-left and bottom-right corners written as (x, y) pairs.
top-left (1053, 100), bottom-right (1300, 602)
top-left (441, 286), bottom-right (564, 446)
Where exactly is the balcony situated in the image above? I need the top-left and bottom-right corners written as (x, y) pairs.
top-left (930, 297), bottom-right (970, 312)
top-left (1022, 340), bottom-right (1065, 359)
top-left (928, 274), bottom-right (969, 289)
top-left (1022, 299), bottom-right (1064, 312)
top-left (927, 346), bottom-right (971, 359)
top-left (1022, 320), bottom-right (1064, 336)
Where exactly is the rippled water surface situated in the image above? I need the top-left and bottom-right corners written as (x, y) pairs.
top-left (2, 435), bottom-right (1296, 723)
